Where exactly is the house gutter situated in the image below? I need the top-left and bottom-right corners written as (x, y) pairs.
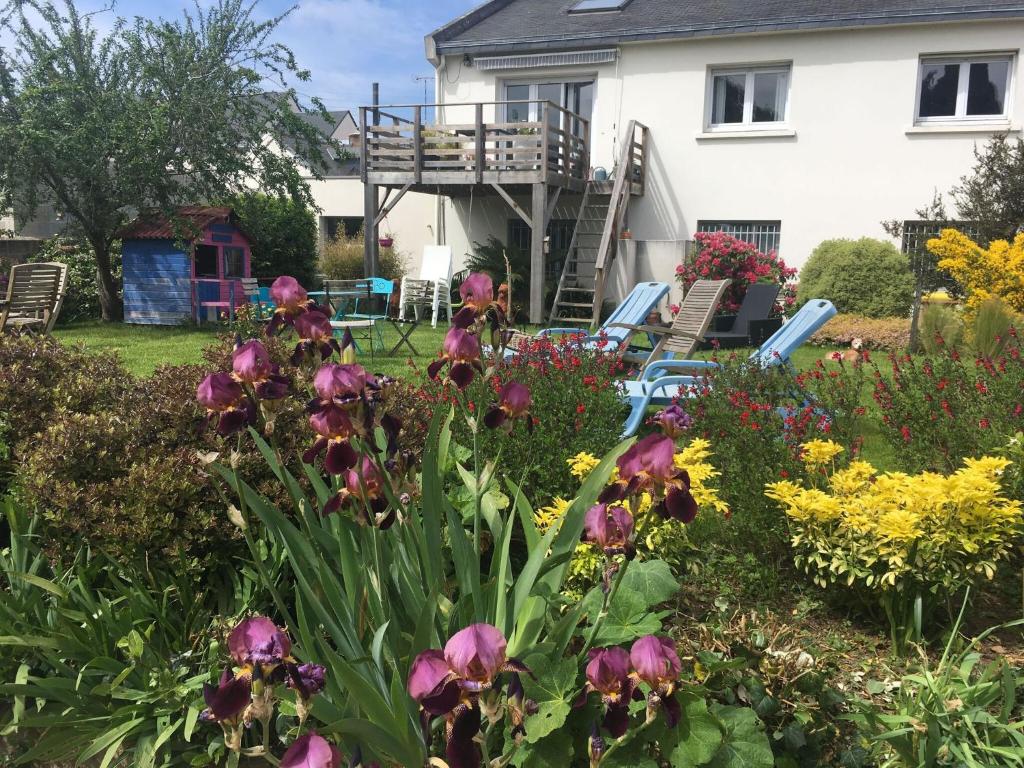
top-left (431, 6), bottom-right (1024, 57)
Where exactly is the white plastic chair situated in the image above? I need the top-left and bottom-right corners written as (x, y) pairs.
top-left (399, 245), bottom-right (453, 327)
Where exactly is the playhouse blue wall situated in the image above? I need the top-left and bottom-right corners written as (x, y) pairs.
top-left (122, 239), bottom-right (192, 325)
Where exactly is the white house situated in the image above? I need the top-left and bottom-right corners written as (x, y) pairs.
top-left (361, 0), bottom-right (1024, 322)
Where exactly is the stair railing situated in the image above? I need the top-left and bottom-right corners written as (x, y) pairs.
top-left (591, 120), bottom-right (648, 326)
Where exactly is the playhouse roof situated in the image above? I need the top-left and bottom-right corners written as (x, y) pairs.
top-left (121, 206), bottom-right (245, 241)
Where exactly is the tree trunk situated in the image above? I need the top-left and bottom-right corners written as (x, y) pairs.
top-left (91, 237), bottom-right (123, 321)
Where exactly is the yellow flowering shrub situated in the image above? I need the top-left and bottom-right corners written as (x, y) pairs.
top-left (767, 440), bottom-right (1022, 648)
top-left (545, 440), bottom-right (729, 595)
top-left (927, 228), bottom-right (1024, 314)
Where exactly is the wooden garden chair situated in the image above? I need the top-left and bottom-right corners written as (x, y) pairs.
top-left (0, 261), bottom-right (68, 334)
top-left (611, 279), bottom-right (731, 370)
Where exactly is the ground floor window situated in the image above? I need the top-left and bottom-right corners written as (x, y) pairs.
top-left (322, 216), bottom-right (363, 242)
top-left (696, 220), bottom-right (781, 254)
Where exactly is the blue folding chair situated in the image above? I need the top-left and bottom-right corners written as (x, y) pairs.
top-left (620, 299), bottom-right (837, 437)
top-left (328, 277), bottom-right (394, 353)
top-left (505, 282), bottom-right (671, 358)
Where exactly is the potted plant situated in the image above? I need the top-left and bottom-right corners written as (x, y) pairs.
top-left (378, 234), bottom-right (394, 249)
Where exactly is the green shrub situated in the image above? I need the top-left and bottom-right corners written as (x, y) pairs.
top-left (685, 354), bottom-right (868, 562)
top-left (225, 192), bottom-right (318, 286)
top-left (0, 333), bottom-right (306, 571)
top-left (871, 338), bottom-right (1024, 473)
top-left (28, 236), bottom-right (122, 324)
top-left (320, 231), bottom-right (406, 283)
top-left (920, 304), bottom-right (964, 354)
top-left (798, 238), bottom-right (914, 318)
top-left (810, 313), bottom-right (911, 351)
top-left (391, 337), bottom-right (629, 502)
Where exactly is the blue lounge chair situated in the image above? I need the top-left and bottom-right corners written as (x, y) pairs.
top-left (620, 299), bottom-right (837, 437)
top-left (507, 282), bottom-right (671, 357)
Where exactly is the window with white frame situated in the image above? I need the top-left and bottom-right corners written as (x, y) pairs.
top-left (707, 65), bottom-right (790, 129)
top-left (916, 55), bottom-right (1013, 122)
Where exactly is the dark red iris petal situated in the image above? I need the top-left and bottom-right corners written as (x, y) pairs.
top-left (325, 441), bottom-right (358, 475)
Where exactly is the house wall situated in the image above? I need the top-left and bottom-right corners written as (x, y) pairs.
top-left (305, 175), bottom-right (438, 278)
top-left (437, 19), bottom-right (1024, 308)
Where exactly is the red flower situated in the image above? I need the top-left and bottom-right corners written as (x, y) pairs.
top-left (577, 404), bottom-right (586, 414)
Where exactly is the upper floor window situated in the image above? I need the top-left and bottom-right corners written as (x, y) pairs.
top-left (569, 0), bottom-right (631, 12)
top-left (916, 55), bottom-right (1013, 122)
top-left (707, 65), bottom-right (790, 130)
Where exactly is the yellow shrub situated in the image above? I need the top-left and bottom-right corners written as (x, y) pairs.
top-left (766, 441), bottom-right (1021, 647)
top-left (927, 229), bottom-right (1024, 314)
top-left (545, 440), bottom-right (729, 595)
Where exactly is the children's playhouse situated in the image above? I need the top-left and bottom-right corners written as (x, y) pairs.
top-left (121, 206), bottom-right (252, 325)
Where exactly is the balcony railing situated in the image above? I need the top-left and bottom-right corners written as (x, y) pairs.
top-left (359, 101), bottom-right (590, 188)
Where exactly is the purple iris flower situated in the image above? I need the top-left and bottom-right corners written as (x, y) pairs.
top-left (196, 372), bottom-right (256, 436)
top-left (292, 308), bottom-right (341, 364)
top-left (279, 731), bottom-right (343, 768)
top-left (427, 328), bottom-right (483, 389)
top-left (630, 635), bottom-right (682, 727)
top-left (584, 647), bottom-right (636, 738)
top-left (483, 381), bottom-right (532, 432)
top-left (228, 616), bottom-right (292, 670)
top-left (232, 339), bottom-right (290, 400)
top-left (266, 276), bottom-right (313, 335)
top-left (653, 405), bottom-right (692, 438)
top-left (409, 624), bottom-right (530, 768)
top-left (286, 662), bottom-right (327, 700)
top-left (599, 434), bottom-right (699, 524)
top-left (452, 272), bottom-right (494, 329)
top-left (408, 649), bottom-right (461, 716)
top-left (323, 455), bottom-right (394, 528)
top-left (583, 504), bottom-right (635, 557)
top-left (200, 667), bottom-right (251, 724)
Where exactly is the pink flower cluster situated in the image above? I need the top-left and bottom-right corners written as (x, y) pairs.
top-left (676, 231), bottom-right (797, 314)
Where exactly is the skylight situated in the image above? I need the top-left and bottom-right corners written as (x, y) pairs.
top-left (569, 0), bottom-right (631, 13)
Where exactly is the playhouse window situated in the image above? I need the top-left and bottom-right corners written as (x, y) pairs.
top-left (195, 244), bottom-right (218, 277)
top-left (223, 247), bottom-right (245, 278)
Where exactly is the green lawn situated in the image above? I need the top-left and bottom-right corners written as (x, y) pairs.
top-left (53, 320), bottom-right (831, 379)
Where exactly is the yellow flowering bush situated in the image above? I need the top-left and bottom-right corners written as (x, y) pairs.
top-left (927, 228), bottom-right (1024, 314)
top-left (542, 440), bottom-right (729, 595)
top-left (767, 440), bottom-right (1022, 649)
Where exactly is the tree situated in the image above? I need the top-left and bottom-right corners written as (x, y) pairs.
top-left (951, 133), bottom-right (1024, 244)
top-left (0, 0), bottom-right (334, 320)
top-left (226, 193), bottom-right (317, 287)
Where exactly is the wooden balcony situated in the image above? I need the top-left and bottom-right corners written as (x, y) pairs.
top-left (359, 101), bottom-right (590, 195)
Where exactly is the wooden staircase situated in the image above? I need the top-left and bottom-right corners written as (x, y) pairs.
top-left (548, 183), bottom-right (611, 324)
top-left (548, 120), bottom-right (649, 326)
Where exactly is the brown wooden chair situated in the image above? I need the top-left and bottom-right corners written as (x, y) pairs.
top-left (0, 261), bottom-right (68, 334)
top-left (610, 278), bottom-right (731, 369)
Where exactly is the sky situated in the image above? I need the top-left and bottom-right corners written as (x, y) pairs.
top-left (4, 0), bottom-right (481, 110)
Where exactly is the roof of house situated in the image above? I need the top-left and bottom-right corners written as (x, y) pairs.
top-left (428, 0), bottom-right (1024, 57)
top-left (121, 206), bottom-right (245, 241)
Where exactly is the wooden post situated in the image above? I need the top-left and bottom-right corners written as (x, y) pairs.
top-left (530, 183), bottom-right (547, 324)
top-left (413, 104), bottom-right (422, 185)
top-left (475, 103), bottom-right (484, 184)
top-left (359, 107), bottom-right (368, 184)
top-left (561, 107), bottom-right (571, 176)
top-left (540, 101), bottom-right (549, 180)
top-left (364, 83), bottom-right (380, 278)
top-left (582, 117), bottom-right (591, 179)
